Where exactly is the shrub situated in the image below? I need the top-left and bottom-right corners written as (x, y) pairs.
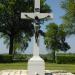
top-left (0, 54), bottom-right (33, 63)
top-left (0, 54), bottom-right (13, 63)
top-left (56, 54), bottom-right (75, 64)
top-left (40, 54), bottom-right (54, 63)
top-left (13, 54), bottom-right (32, 62)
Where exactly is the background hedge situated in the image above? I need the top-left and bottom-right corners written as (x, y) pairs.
top-left (13, 54), bottom-right (32, 62)
top-left (0, 54), bottom-right (13, 63)
top-left (0, 53), bottom-right (75, 64)
top-left (56, 54), bottom-right (75, 64)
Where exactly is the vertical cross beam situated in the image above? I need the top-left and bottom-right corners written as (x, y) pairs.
top-left (21, 0), bottom-right (53, 75)
top-left (35, 0), bottom-right (40, 12)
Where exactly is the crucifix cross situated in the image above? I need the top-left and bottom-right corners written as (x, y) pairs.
top-left (21, 0), bottom-right (53, 19)
top-left (21, 0), bottom-right (53, 56)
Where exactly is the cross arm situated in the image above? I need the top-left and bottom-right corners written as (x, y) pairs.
top-left (21, 12), bottom-right (53, 19)
top-left (21, 13), bottom-right (35, 19)
top-left (36, 13), bottom-right (53, 19)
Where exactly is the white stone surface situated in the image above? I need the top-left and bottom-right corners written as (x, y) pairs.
top-left (35, 0), bottom-right (40, 9)
top-left (0, 70), bottom-right (27, 75)
top-left (52, 73), bottom-right (74, 75)
top-left (33, 36), bottom-right (39, 56)
top-left (21, 12), bottom-right (53, 19)
top-left (45, 70), bottom-right (75, 75)
top-left (28, 56), bottom-right (45, 75)
top-left (0, 70), bottom-right (74, 75)
top-left (28, 35), bottom-right (45, 75)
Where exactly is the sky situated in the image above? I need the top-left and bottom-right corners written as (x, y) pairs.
top-left (0, 0), bottom-right (75, 54)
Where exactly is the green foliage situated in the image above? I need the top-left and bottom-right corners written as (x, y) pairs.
top-left (45, 23), bottom-right (58, 50)
top-left (0, 53), bottom-right (75, 65)
top-left (61, 0), bottom-right (75, 35)
top-left (0, 0), bottom-right (34, 54)
top-left (0, 54), bottom-right (53, 63)
top-left (40, 54), bottom-right (54, 63)
top-left (45, 54), bottom-right (54, 63)
top-left (45, 23), bottom-right (70, 62)
top-left (0, 3), bottom-right (5, 13)
top-left (13, 54), bottom-right (32, 62)
top-left (0, 54), bottom-right (13, 63)
top-left (0, 54), bottom-right (32, 63)
top-left (56, 54), bottom-right (75, 64)
top-left (45, 23), bottom-right (70, 51)
top-left (0, 0), bottom-right (51, 55)
top-left (40, 0), bottom-right (51, 13)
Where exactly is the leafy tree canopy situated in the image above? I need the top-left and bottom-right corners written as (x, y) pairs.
top-left (61, 0), bottom-right (75, 35)
top-left (45, 23), bottom-right (70, 52)
top-left (0, 0), bottom-right (51, 54)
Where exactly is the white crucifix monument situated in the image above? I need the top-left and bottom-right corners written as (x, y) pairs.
top-left (0, 0), bottom-right (74, 75)
top-left (21, 0), bottom-right (53, 75)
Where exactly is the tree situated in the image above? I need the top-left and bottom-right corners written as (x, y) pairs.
top-left (0, 3), bottom-right (4, 13)
top-left (0, 0), bottom-right (51, 55)
top-left (61, 0), bottom-right (75, 35)
top-left (40, 0), bottom-right (51, 13)
top-left (44, 23), bottom-right (70, 62)
top-left (0, 0), bottom-right (34, 55)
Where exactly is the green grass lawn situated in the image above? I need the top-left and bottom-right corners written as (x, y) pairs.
top-left (0, 62), bottom-right (75, 73)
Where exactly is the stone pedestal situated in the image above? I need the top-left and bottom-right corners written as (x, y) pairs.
top-left (28, 56), bottom-right (45, 75)
top-left (28, 36), bottom-right (45, 75)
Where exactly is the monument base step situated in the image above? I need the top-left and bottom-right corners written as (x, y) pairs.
top-left (0, 70), bottom-right (74, 75)
top-left (28, 56), bottom-right (45, 75)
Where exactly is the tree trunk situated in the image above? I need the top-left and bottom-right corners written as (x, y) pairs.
top-left (52, 50), bottom-right (56, 63)
top-left (9, 35), bottom-right (14, 55)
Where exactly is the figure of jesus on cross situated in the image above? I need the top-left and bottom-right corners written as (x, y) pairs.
top-left (21, 0), bottom-right (53, 75)
top-left (21, 0), bottom-right (53, 46)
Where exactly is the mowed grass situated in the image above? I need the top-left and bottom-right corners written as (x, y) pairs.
top-left (0, 62), bottom-right (75, 73)
top-left (45, 62), bottom-right (75, 73)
